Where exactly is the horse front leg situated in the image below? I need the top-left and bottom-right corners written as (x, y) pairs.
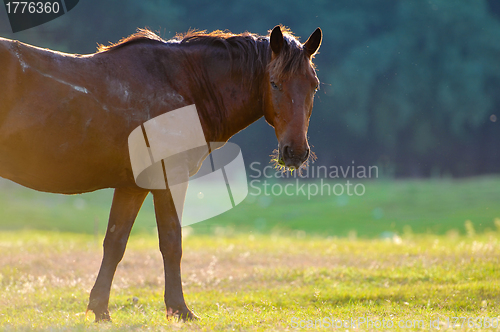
top-left (87, 187), bottom-right (149, 322)
top-left (152, 189), bottom-right (198, 321)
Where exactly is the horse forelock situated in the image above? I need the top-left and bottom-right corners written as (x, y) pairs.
top-left (267, 33), bottom-right (314, 82)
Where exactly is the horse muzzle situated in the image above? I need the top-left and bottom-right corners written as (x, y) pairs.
top-left (278, 144), bottom-right (310, 170)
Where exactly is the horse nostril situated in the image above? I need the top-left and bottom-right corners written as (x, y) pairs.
top-left (283, 145), bottom-right (293, 160)
top-left (304, 148), bottom-right (310, 160)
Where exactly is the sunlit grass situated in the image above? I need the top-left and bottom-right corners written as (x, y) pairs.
top-left (1, 230), bottom-right (500, 331)
top-left (1, 177), bottom-right (500, 330)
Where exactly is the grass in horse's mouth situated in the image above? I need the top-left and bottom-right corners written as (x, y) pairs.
top-left (270, 149), bottom-right (317, 175)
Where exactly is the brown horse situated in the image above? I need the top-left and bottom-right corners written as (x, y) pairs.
top-left (0, 25), bottom-right (322, 321)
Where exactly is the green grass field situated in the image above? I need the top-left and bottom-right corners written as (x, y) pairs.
top-left (1, 176), bottom-right (499, 237)
top-left (0, 177), bottom-right (499, 330)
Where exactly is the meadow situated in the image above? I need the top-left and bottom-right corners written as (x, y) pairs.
top-left (0, 176), bottom-right (500, 331)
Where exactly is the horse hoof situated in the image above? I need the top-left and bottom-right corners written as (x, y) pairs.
top-left (166, 307), bottom-right (199, 321)
top-left (182, 310), bottom-right (199, 321)
top-left (86, 307), bottom-right (111, 323)
top-left (94, 312), bottom-right (112, 323)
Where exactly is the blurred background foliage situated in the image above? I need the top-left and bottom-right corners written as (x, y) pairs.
top-left (1, 0), bottom-right (499, 177)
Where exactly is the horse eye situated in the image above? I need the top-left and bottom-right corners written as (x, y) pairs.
top-left (270, 81), bottom-right (279, 90)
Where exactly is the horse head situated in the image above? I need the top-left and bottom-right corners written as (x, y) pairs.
top-left (263, 25), bottom-right (322, 171)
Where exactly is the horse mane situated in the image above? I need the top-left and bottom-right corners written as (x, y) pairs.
top-left (97, 29), bottom-right (166, 52)
top-left (97, 26), bottom-right (312, 81)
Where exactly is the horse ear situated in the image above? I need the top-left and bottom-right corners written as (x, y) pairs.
top-left (270, 25), bottom-right (284, 55)
top-left (304, 27), bottom-right (322, 57)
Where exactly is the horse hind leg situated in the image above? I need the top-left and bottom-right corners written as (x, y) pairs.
top-left (87, 187), bottom-right (148, 322)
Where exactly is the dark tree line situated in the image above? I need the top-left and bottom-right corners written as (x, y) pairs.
top-left (1, 0), bottom-right (499, 177)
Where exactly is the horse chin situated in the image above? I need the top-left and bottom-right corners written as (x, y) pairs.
top-left (283, 160), bottom-right (304, 171)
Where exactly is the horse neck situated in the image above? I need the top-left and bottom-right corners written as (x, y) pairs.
top-left (183, 47), bottom-right (267, 143)
top-left (214, 71), bottom-right (265, 142)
